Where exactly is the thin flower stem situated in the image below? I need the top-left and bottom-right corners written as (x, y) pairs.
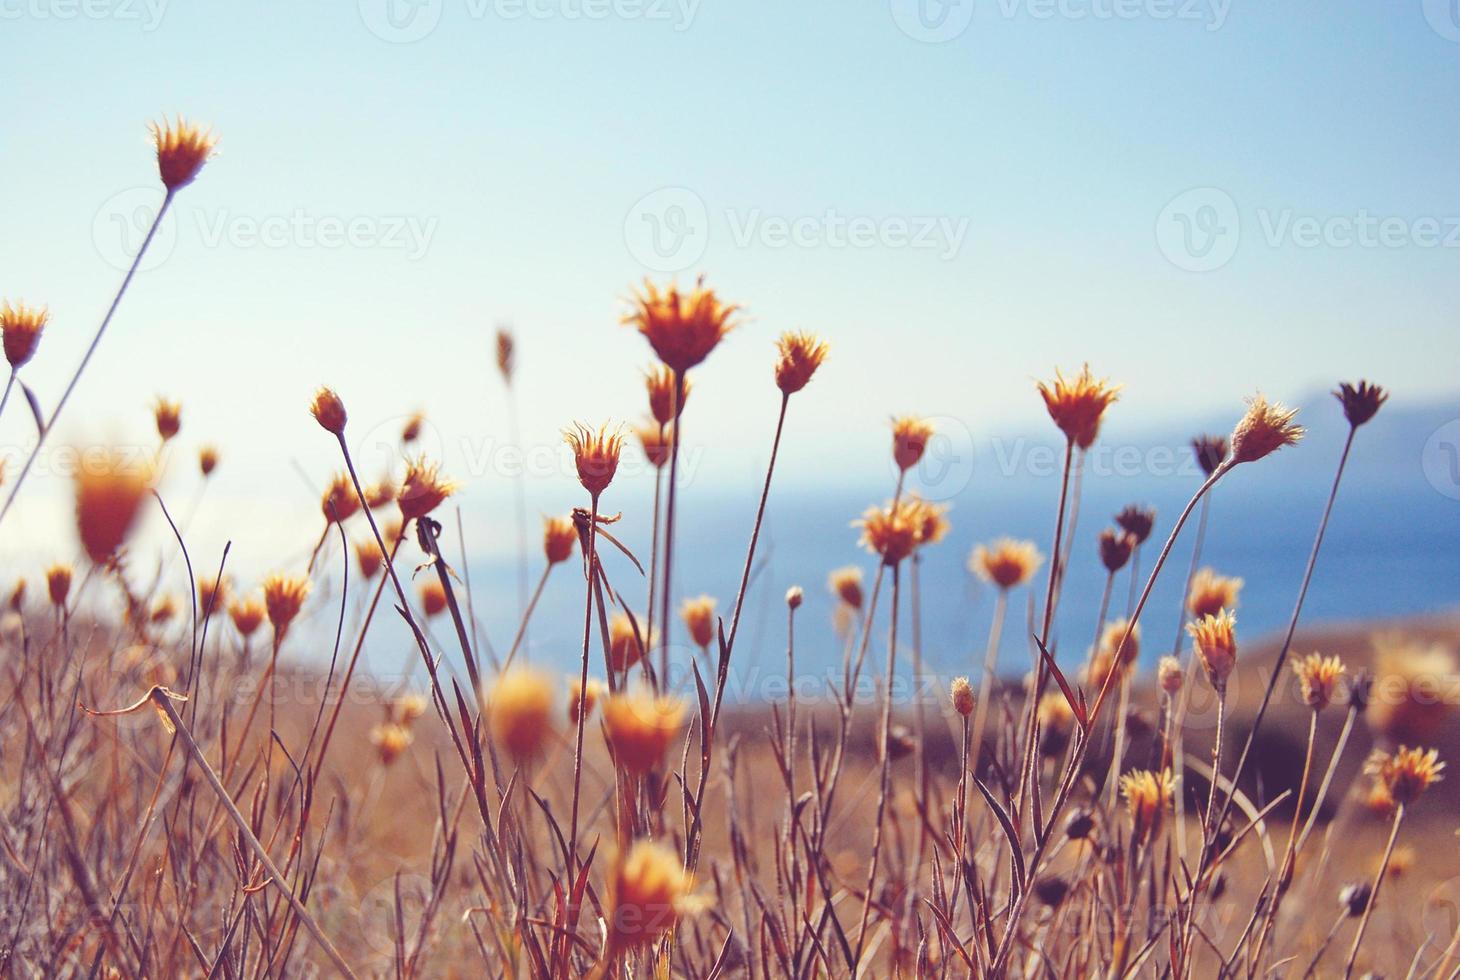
top-left (853, 559), bottom-right (901, 966)
top-left (1342, 804), bottom-right (1404, 979)
top-left (726, 391), bottom-right (790, 655)
top-left (656, 372), bottom-right (685, 677)
top-left (647, 424), bottom-right (665, 683)
top-left (968, 589), bottom-right (1008, 777)
top-left (567, 493), bottom-right (600, 876)
top-left (0, 369), bottom-right (15, 423)
top-left (503, 563), bottom-right (553, 669)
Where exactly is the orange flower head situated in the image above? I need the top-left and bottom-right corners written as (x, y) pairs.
top-left (153, 396), bottom-right (181, 441)
top-left (890, 415), bottom-right (934, 472)
top-left (151, 594), bottom-right (180, 625)
top-left (198, 576), bottom-right (229, 618)
top-left (775, 331), bottom-right (829, 395)
top-left (951, 676), bottom-right (974, 717)
top-left (1037, 365), bottom-right (1121, 449)
top-left (261, 572), bottom-right (311, 638)
top-left (602, 688), bottom-right (686, 773)
top-left (1366, 638), bottom-right (1455, 744)
top-left (1187, 567), bottom-right (1243, 620)
top-left (1229, 395), bottom-right (1304, 466)
top-left (564, 423), bottom-right (625, 497)
top-left (354, 539), bottom-right (384, 580)
top-left (149, 116), bottom-right (217, 190)
top-left (1192, 434), bottom-right (1228, 477)
top-left (46, 564), bottom-right (72, 607)
top-left (495, 327), bottom-right (515, 383)
top-left (828, 566), bottom-right (864, 608)
top-left (370, 722), bottom-right (413, 766)
top-left (1098, 618), bottom-right (1141, 668)
top-left (569, 677), bottom-right (604, 724)
top-left (1366, 745), bottom-right (1444, 807)
top-left (198, 444), bottom-right (219, 477)
top-left (856, 496), bottom-right (928, 566)
top-left (1334, 380), bottom-right (1387, 429)
top-left (0, 301), bottom-right (47, 369)
top-left (400, 412), bottom-right (425, 444)
top-left (1098, 528), bottom-right (1135, 573)
top-left (910, 497), bottom-right (952, 547)
top-left (309, 386), bottom-right (347, 435)
top-left (418, 578), bottom-right (448, 617)
top-left (1188, 610), bottom-right (1238, 693)
top-left (365, 478), bottom-right (397, 509)
top-left (320, 472), bottom-right (361, 524)
top-left (971, 538), bottom-right (1043, 590)
top-left (1120, 768), bottom-right (1175, 840)
top-left (74, 448), bottom-right (153, 564)
top-left (543, 515), bottom-right (578, 565)
top-left (487, 666), bottom-right (555, 760)
top-left (1293, 652), bottom-right (1346, 711)
top-left (1114, 504), bottom-right (1156, 545)
top-left (392, 693), bottom-right (429, 725)
top-left (645, 365), bottom-right (689, 425)
top-left (680, 595), bottom-right (718, 650)
top-left (608, 613), bottom-right (652, 672)
top-left (228, 595), bottom-right (265, 637)
top-left (1038, 692), bottom-right (1077, 755)
top-left (397, 455), bottom-right (456, 521)
top-left (635, 421), bottom-right (671, 469)
top-left (1157, 656), bottom-right (1184, 695)
top-left (623, 276), bottom-right (739, 373)
top-left (608, 840), bottom-right (702, 950)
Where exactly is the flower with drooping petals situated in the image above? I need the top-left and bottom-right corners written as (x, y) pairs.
top-left (624, 276), bottom-right (739, 373)
top-left (1037, 365), bottom-right (1121, 449)
top-left (1334, 380), bottom-right (1387, 429)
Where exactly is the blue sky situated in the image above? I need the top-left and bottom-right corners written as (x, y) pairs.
top-left (2, 0), bottom-right (1459, 578)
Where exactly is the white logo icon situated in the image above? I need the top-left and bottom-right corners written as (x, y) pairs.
top-left (1155, 187), bottom-right (1240, 272)
top-left (624, 187), bottom-right (709, 272)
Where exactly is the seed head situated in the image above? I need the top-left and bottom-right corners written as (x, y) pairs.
top-left (1120, 768), bottom-right (1175, 840)
top-left (1191, 435), bottom-right (1228, 477)
top-left (401, 412), bottom-right (425, 444)
top-left (608, 613), bottom-right (653, 672)
top-left (365, 479), bottom-right (396, 509)
top-left (198, 576), bottom-right (228, 618)
top-left (568, 677), bottom-right (604, 724)
top-left (309, 387), bottom-right (347, 435)
top-left (149, 116), bottom-right (217, 190)
top-left (487, 667), bottom-right (555, 760)
top-left (370, 723), bottom-right (412, 766)
top-left (785, 585), bottom-right (803, 609)
top-left (951, 676), bottom-right (974, 717)
top-left (623, 276), bottom-right (739, 373)
top-left (0, 301), bottom-right (47, 369)
top-left (495, 326), bottom-right (515, 384)
top-left (1339, 881), bottom-right (1372, 918)
top-left (1188, 610), bottom-right (1238, 693)
top-left (320, 472), bottom-right (361, 524)
top-left (397, 455), bottom-right (456, 521)
top-left (1293, 652), bottom-right (1346, 711)
top-left (261, 573), bottom-right (311, 639)
top-left (228, 595), bottom-right (265, 637)
top-left (1098, 528), bottom-right (1135, 573)
top-left (645, 365), bottom-right (688, 425)
top-left (1187, 568), bottom-right (1243, 620)
top-left (75, 448), bottom-right (153, 564)
top-left (153, 397), bottom-right (181, 441)
top-left (774, 331), bottom-right (829, 395)
top-left (419, 579), bottom-right (447, 618)
top-left (543, 515), bottom-right (577, 564)
top-left (608, 840), bottom-right (701, 950)
top-left (856, 496), bottom-right (931, 566)
top-left (1334, 380), bottom-right (1387, 429)
top-left (1228, 394), bottom-right (1304, 466)
top-left (970, 538), bottom-right (1043, 590)
top-left (828, 566), bottom-right (864, 608)
top-left (1158, 656), bottom-right (1184, 695)
top-left (198, 444), bottom-right (219, 477)
top-left (1114, 504), bottom-right (1156, 545)
top-left (890, 415), bottom-right (934, 472)
top-left (1037, 364), bottom-right (1121, 449)
top-left (1366, 745), bottom-right (1444, 807)
top-left (45, 564), bottom-right (72, 607)
top-left (564, 423), bottom-right (625, 498)
top-left (680, 595), bottom-right (717, 650)
top-left (354, 539), bottom-right (384, 579)
top-left (392, 693), bottom-right (429, 725)
top-left (602, 689), bottom-right (686, 773)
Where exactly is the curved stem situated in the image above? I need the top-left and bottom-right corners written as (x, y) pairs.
top-left (1342, 804), bottom-right (1404, 979)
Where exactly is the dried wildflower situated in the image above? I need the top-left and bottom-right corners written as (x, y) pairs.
top-left (1120, 768), bottom-right (1175, 840)
top-left (785, 585), bottom-right (803, 609)
top-left (309, 386), bottom-right (347, 435)
top-left (1188, 610), bottom-right (1238, 693)
top-left (397, 456), bottom-right (456, 521)
top-left (365, 479), bottom-right (396, 509)
top-left (1339, 881), bottom-right (1372, 918)
top-left (543, 515), bottom-right (577, 565)
top-left (1064, 810), bottom-right (1095, 840)
top-left (775, 331), bottom-right (829, 395)
top-left (75, 449), bottom-right (153, 564)
top-left (1386, 846), bottom-right (1415, 878)
top-left (393, 693), bottom-right (429, 725)
top-left (828, 566), bottom-right (864, 608)
top-left (1038, 692), bottom-right (1076, 756)
top-left (320, 472), bottom-right (361, 523)
top-left (45, 564), bottom-right (72, 608)
top-left (419, 579), bottom-right (447, 618)
top-left (608, 840), bottom-right (701, 950)
top-left (151, 594), bottom-right (179, 625)
top-left (198, 576), bottom-right (228, 618)
top-left (495, 327), bottom-right (515, 383)
top-left (951, 677), bottom-right (974, 717)
top-left (370, 722), bottom-right (412, 766)
top-left (1037, 365), bottom-right (1121, 449)
top-left (400, 412), bottom-right (425, 444)
top-left (1, 301), bottom-right (47, 369)
top-left (1098, 618), bottom-right (1142, 670)
top-left (1098, 528), bottom-right (1135, 573)
top-left (602, 689), bottom-right (686, 773)
top-left (1192, 435), bottom-right (1228, 477)
top-left (487, 667), bottom-right (555, 760)
top-left (1366, 745), bottom-right (1444, 807)
top-left (564, 423), bottom-right (625, 498)
top-left (624, 276), bottom-right (739, 373)
top-left (1034, 877), bottom-right (1070, 907)
top-left (856, 496), bottom-right (927, 566)
top-left (608, 613), bottom-right (652, 672)
top-left (1187, 568), bottom-right (1243, 620)
top-left (354, 539), bottom-right (384, 579)
top-left (1334, 380), bottom-right (1387, 429)
top-left (1365, 639), bottom-right (1455, 744)
top-left (1363, 779), bottom-right (1396, 819)
top-left (680, 595), bottom-right (717, 650)
top-left (1114, 504), bottom-right (1155, 545)
top-left (198, 444), bottom-right (219, 477)
top-left (971, 538), bottom-right (1043, 590)
top-left (150, 116), bottom-right (217, 190)
top-left (645, 365), bottom-right (688, 425)
top-left (1158, 656), bottom-right (1184, 695)
top-left (887, 724), bottom-right (916, 760)
top-left (1228, 394), bottom-right (1304, 466)
top-left (911, 497), bottom-right (952, 547)
top-left (1293, 652), bottom-right (1346, 711)
top-left (153, 397), bottom-right (181, 441)
top-left (261, 573), bottom-right (311, 638)
top-left (890, 415), bottom-right (934, 472)
top-left (635, 421), bottom-right (671, 469)
top-left (382, 517), bottom-right (404, 544)
top-left (568, 678), bottom-right (604, 724)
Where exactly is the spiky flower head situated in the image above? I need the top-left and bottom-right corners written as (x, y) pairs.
top-left (149, 116), bottom-right (217, 191)
top-left (1157, 656), bottom-right (1184, 695)
top-left (309, 387), bottom-right (347, 435)
top-left (568, 677), bottom-right (604, 724)
top-left (1120, 768), bottom-right (1175, 841)
top-left (564, 423), bottom-right (625, 498)
top-left (1187, 567), bottom-right (1243, 620)
top-left (487, 667), bottom-right (555, 760)
top-left (971, 538), bottom-right (1043, 590)
top-left (1293, 652), bottom-right (1346, 711)
top-left (1037, 364), bottom-right (1121, 449)
top-left (1191, 434), bottom-right (1228, 477)
top-left (607, 840), bottom-right (702, 950)
top-left (1334, 380), bottom-right (1387, 429)
top-left (543, 515), bottom-right (578, 565)
top-left (0, 301), bottom-right (47, 369)
top-left (365, 478), bottom-right (396, 509)
top-left (1114, 504), bottom-right (1156, 545)
top-left (680, 595), bottom-right (717, 650)
top-left (397, 455), bottom-right (456, 521)
top-left (911, 497), bottom-right (952, 548)
top-left (228, 595), bottom-right (265, 637)
top-left (198, 444), bottom-right (219, 477)
top-left (951, 676), bottom-right (974, 717)
top-left (856, 495), bottom-right (936, 566)
top-left (370, 722), bottom-right (412, 765)
top-left (624, 276), bottom-right (739, 373)
top-left (775, 331), bottom-right (829, 395)
top-left (1228, 395), bottom-right (1304, 466)
top-left (45, 564), bottom-right (72, 607)
top-left (418, 578), bottom-right (447, 618)
top-left (198, 576), bottom-right (228, 619)
top-left (320, 472), bottom-right (361, 524)
top-left (74, 448), bottom-right (153, 564)
top-left (1098, 528), bottom-right (1135, 573)
top-left (608, 613), bottom-right (653, 672)
top-left (495, 326), bottom-right (515, 384)
top-left (1366, 745), bottom-right (1444, 807)
top-left (602, 689), bottom-right (686, 773)
top-left (152, 397), bottom-right (181, 441)
top-left (645, 365), bottom-right (688, 425)
top-left (1188, 610), bottom-right (1238, 693)
top-left (890, 415), bottom-right (934, 472)
top-left (261, 573), bottom-right (311, 639)
top-left (354, 538), bottom-right (384, 579)
top-left (1098, 618), bottom-right (1141, 669)
top-left (828, 566), bottom-right (864, 608)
